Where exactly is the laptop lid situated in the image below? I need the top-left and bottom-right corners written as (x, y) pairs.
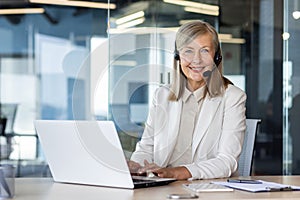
top-left (34, 120), bottom-right (175, 189)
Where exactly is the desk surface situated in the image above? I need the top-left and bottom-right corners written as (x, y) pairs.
top-left (13, 176), bottom-right (300, 200)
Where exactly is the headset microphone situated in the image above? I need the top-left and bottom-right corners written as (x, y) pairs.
top-left (203, 65), bottom-right (217, 77)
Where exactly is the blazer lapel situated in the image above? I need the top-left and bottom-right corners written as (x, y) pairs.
top-left (160, 100), bottom-right (182, 167)
top-left (192, 96), bottom-right (222, 156)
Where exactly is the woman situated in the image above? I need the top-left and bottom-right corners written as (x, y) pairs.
top-left (128, 20), bottom-right (246, 180)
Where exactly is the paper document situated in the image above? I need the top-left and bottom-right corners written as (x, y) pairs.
top-left (182, 183), bottom-right (234, 192)
top-left (213, 180), bottom-right (300, 192)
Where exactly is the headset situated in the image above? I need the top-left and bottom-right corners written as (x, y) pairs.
top-left (174, 43), bottom-right (180, 61)
top-left (174, 43), bottom-right (222, 66)
top-left (213, 45), bottom-right (222, 66)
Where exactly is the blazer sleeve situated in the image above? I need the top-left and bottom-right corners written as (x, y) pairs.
top-left (184, 85), bottom-right (247, 179)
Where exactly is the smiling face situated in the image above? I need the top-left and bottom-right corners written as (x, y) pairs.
top-left (179, 33), bottom-right (215, 91)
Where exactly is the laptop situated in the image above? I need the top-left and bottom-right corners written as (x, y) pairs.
top-left (34, 120), bottom-right (176, 189)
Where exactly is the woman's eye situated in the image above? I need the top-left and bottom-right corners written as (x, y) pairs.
top-left (184, 49), bottom-right (193, 54)
top-left (200, 49), bottom-right (209, 54)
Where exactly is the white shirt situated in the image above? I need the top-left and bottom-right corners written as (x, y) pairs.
top-left (168, 86), bottom-right (205, 167)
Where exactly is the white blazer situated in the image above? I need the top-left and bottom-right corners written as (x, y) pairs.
top-left (131, 84), bottom-right (247, 179)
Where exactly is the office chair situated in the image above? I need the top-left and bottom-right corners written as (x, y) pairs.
top-left (238, 119), bottom-right (261, 176)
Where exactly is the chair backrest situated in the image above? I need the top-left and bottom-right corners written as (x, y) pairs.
top-left (238, 119), bottom-right (261, 176)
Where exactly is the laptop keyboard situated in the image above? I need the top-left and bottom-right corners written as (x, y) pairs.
top-left (132, 178), bottom-right (153, 183)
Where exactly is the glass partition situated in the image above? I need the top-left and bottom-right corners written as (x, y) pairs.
top-left (105, 0), bottom-right (247, 158)
top-left (107, 27), bottom-right (176, 155)
top-left (283, 0), bottom-right (300, 175)
top-left (0, 4), bottom-right (109, 176)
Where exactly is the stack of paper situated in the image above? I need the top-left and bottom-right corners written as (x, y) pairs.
top-left (213, 180), bottom-right (300, 192)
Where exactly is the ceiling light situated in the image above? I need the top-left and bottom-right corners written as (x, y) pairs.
top-left (115, 11), bottom-right (145, 25)
top-left (219, 33), bottom-right (245, 44)
top-left (117, 17), bottom-right (145, 29)
top-left (179, 19), bottom-right (202, 25)
top-left (219, 34), bottom-right (233, 40)
top-left (292, 11), bottom-right (300, 19)
top-left (282, 32), bottom-right (290, 40)
top-left (219, 38), bottom-right (246, 44)
top-left (113, 60), bottom-right (137, 67)
top-left (293, 0), bottom-right (300, 19)
top-left (163, 0), bottom-right (219, 12)
top-left (184, 6), bottom-right (219, 16)
top-left (0, 8), bottom-right (45, 15)
top-left (109, 27), bottom-right (179, 34)
top-left (29, 0), bottom-right (116, 9)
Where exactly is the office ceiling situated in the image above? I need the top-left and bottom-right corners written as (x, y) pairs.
top-left (0, 0), bottom-right (255, 28)
top-left (111, 0), bottom-right (255, 29)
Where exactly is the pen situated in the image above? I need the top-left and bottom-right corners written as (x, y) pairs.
top-left (227, 179), bottom-right (262, 184)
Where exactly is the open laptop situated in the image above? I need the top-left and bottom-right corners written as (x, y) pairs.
top-left (34, 120), bottom-right (176, 189)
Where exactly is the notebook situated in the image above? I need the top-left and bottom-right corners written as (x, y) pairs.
top-left (34, 120), bottom-right (176, 189)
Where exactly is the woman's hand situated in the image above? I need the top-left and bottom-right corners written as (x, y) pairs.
top-left (137, 160), bottom-right (160, 174)
top-left (127, 160), bottom-right (142, 174)
top-left (154, 166), bottom-right (192, 180)
top-left (128, 160), bottom-right (160, 176)
top-left (128, 160), bottom-right (192, 180)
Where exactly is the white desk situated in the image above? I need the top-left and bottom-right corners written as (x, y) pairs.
top-left (13, 176), bottom-right (300, 200)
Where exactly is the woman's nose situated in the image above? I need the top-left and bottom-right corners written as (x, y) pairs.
top-left (192, 51), bottom-right (202, 63)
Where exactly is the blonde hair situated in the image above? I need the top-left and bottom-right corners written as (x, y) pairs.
top-left (168, 20), bottom-right (231, 101)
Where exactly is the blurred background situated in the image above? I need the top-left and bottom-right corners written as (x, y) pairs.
top-left (0, 0), bottom-right (299, 177)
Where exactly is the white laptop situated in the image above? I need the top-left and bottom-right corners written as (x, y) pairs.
top-left (34, 120), bottom-right (175, 189)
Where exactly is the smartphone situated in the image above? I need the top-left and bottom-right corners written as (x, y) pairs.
top-left (167, 193), bottom-right (198, 199)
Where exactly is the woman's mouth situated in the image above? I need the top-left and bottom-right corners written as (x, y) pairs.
top-left (188, 66), bottom-right (206, 72)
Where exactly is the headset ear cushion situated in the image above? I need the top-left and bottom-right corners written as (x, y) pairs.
top-left (214, 44), bottom-right (222, 66)
top-left (174, 53), bottom-right (180, 60)
top-left (214, 54), bottom-right (222, 66)
top-left (174, 42), bottom-right (180, 61)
